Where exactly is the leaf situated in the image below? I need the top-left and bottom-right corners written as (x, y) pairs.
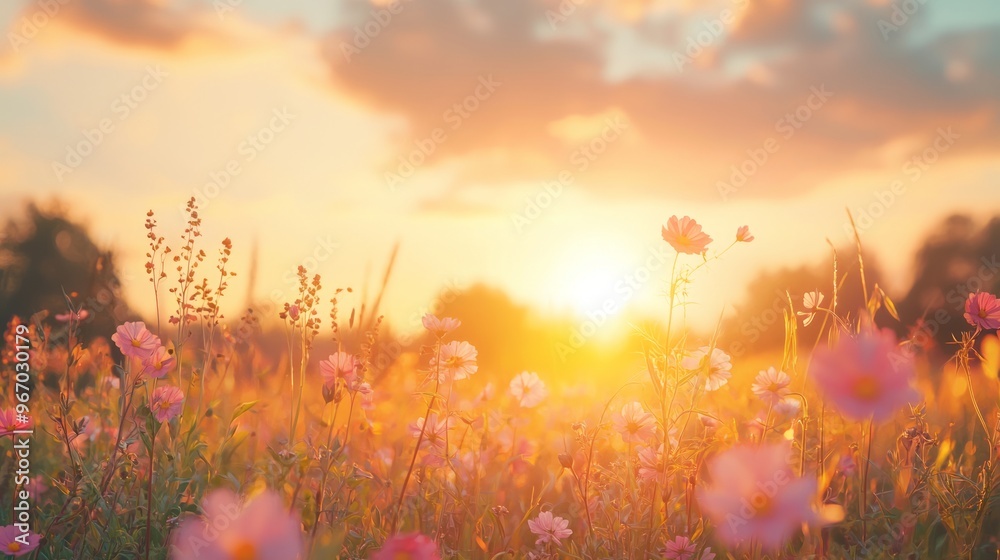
top-left (882, 290), bottom-right (901, 322)
top-left (230, 400), bottom-right (258, 424)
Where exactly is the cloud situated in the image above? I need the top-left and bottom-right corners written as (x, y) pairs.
top-left (320, 0), bottom-right (1000, 200)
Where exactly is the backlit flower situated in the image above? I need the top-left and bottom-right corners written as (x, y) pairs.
top-left (637, 444), bottom-right (666, 483)
top-left (809, 328), bottom-right (921, 422)
top-left (798, 291), bottom-right (824, 327)
top-left (736, 225), bottom-right (754, 243)
top-left (662, 215), bottom-right (713, 255)
top-left (111, 321), bottom-right (159, 359)
top-left (410, 413), bottom-right (451, 453)
top-left (422, 314), bottom-right (461, 337)
top-left (751, 367), bottom-right (792, 406)
top-left (613, 402), bottom-right (657, 443)
top-left (696, 443), bottom-right (817, 549)
top-left (0, 408), bottom-right (31, 438)
top-left (371, 533), bottom-right (440, 560)
top-left (170, 489), bottom-right (302, 560)
top-left (681, 347), bottom-right (732, 391)
top-left (527, 511), bottom-right (572, 546)
top-left (0, 525), bottom-right (40, 557)
top-left (320, 352), bottom-right (359, 386)
top-left (509, 371), bottom-right (548, 408)
top-left (55, 309), bottom-right (89, 323)
top-left (142, 345), bottom-right (175, 379)
top-left (150, 385), bottom-right (184, 423)
top-left (964, 292), bottom-right (1000, 330)
top-left (431, 341), bottom-right (478, 382)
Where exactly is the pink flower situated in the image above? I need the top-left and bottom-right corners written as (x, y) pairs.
top-left (637, 444), bottom-right (666, 483)
top-left (509, 371), bottom-right (548, 408)
top-left (527, 511), bottom-right (572, 546)
top-left (0, 408), bottom-right (31, 438)
top-left (664, 536), bottom-right (697, 560)
top-left (142, 345), bottom-right (175, 379)
top-left (55, 309), bottom-right (89, 323)
top-left (809, 328), bottom-right (921, 422)
top-left (422, 314), bottom-right (461, 337)
top-left (751, 367), bottom-right (792, 406)
top-left (696, 443), bottom-right (817, 549)
top-left (662, 216), bottom-right (712, 255)
top-left (431, 341), bottom-right (478, 382)
top-left (0, 525), bottom-right (40, 557)
top-left (613, 402), bottom-right (657, 443)
top-left (371, 533), bottom-right (440, 560)
top-left (964, 292), bottom-right (1000, 330)
top-left (409, 414), bottom-right (451, 453)
top-left (150, 385), bottom-right (184, 423)
top-left (736, 225), bottom-right (754, 243)
top-left (681, 347), bottom-right (732, 391)
top-left (798, 291), bottom-right (824, 327)
top-left (170, 489), bottom-right (302, 560)
top-left (111, 321), bottom-right (159, 359)
top-left (320, 352), bottom-right (359, 386)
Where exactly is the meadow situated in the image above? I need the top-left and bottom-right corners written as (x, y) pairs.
top-left (1, 201), bottom-right (998, 560)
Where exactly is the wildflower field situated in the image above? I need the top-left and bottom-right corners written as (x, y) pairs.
top-left (1, 203), bottom-right (999, 560)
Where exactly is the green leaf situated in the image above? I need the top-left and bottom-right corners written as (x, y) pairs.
top-left (230, 400), bottom-right (258, 424)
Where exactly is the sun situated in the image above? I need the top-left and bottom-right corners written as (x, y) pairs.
top-left (547, 242), bottom-right (634, 317)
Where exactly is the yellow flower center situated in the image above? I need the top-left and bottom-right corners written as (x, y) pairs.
top-left (8, 543), bottom-right (21, 552)
top-left (159, 401), bottom-right (173, 411)
top-left (980, 309), bottom-right (989, 319)
top-left (229, 541), bottom-right (257, 560)
top-left (677, 235), bottom-right (690, 246)
top-left (131, 338), bottom-right (142, 348)
top-left (444, 356), bottom-right (464, 368)
top-left (853, 376), bottom-right (881, 401)
top-left (767, 382), bottom-right (783, 393)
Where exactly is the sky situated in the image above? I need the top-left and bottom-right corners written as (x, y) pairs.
top-left (1, 0), bottom-right (999, 338)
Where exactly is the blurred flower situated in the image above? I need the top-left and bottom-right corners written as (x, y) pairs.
top-left (150, 385), bottom-right (184, 423)
top-left (371, 533), bottom-right (440, 560)
top-left (798, 291), bottom-right (824, 327)
top-left (171, 489), bottom-right (302, 560)
top-left (696, 443), bottom-right (817, 549)
top-left (664, 535), bottom-right (697, 559)
top-left (55, 309), bottom-right (89, 323)
top-left (809, 328), bottom-right (921, 422)
top-left (111, 321), bottom-right (159, 359)
top-left (751, 367), bottom-right (792, 406)
top-left (320, 352), bottom-right (359, 387)
top-left (431, 341), bottom-right (478, 382)
top-left (0, 408), bottom-right (32, 438)
top-left (286, 304), bottom-right (300, 321)
top-left (837, 451), bottom-right (857, 476)
top-left (613, 402), bottom-right (657, 443)
top-left (410, 414), bottom-right (451, 453)
top-left (662, 215), bottom-right (712, 255)
top-left (681, 347), bottom-right (732, 391)
top-left (142, 345), bottom-right (175, 379)
top-left (964, 292), bottom-right (1000, 330)
top-left (476, 382), bottom-right (495, 403)
top-left (509, 371), bottom-right (548, 408)
top-left (422, 314), bottom-right (460, 337)
top-left (736, 225), bottom-right (754, 243)
top-left (774, 396), bottom-right (802, 418)
top-left (527, 511), bottom-right (572, 546)
top-left (0, 525), bottom-right (40, 557)
top-left (637, 444), bottom-right (665, 483)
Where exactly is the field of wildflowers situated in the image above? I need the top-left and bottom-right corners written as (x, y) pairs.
top-left (1, 201), bottom-right (998, 560)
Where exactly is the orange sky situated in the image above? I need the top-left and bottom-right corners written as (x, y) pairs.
top-left (1, 0), bottom-right (999, 338)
